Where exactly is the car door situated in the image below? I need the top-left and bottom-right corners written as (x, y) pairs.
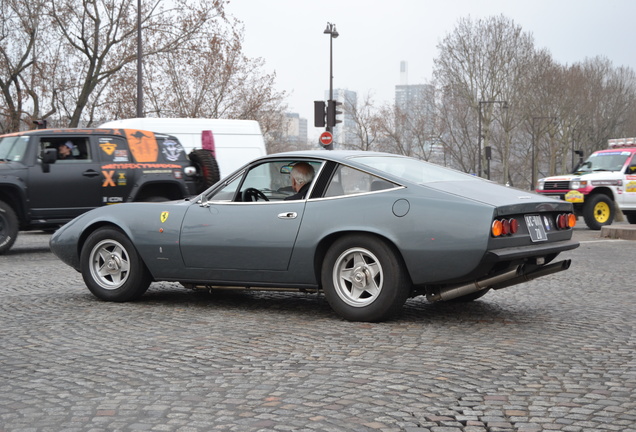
top-left (179, 160), bottom-right (320, 272)
top-left (28, 135), bottom-right (102, 220)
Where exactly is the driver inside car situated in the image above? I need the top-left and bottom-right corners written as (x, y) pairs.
top-left (284, 162), bottom-right (315, 200)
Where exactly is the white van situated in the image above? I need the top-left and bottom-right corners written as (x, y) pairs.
top-left (99, 118), bottom-right (266, 177)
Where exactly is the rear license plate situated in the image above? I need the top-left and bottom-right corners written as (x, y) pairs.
top-left (525, 215), bottom-right (548, 242)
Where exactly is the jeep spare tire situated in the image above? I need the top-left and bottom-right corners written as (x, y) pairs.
top-left (189, 149), bottom-right (221, 193)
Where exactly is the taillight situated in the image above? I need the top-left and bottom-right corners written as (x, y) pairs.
top-left (556, 213), bottom-right (577, 229)
top-left (510, 218), bottom-right (519, 233)
top-left (567, 213), bottom-right (577, 228)
top-left (491, 220), bottom-right (503, 237)
top-left (491, 218), bottom-right (519, 237)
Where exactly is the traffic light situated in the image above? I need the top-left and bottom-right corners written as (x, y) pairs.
top-left (327, 99), bottom-right (342, 127)
top-left (314, 101), bottom-right (326, 127)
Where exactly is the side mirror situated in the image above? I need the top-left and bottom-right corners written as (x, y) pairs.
top-left (40, 148), bottom-right (57, 173)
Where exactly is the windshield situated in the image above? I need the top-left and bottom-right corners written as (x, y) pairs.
top-left (0, 136), bottom-right (29, 162)
top-left (350, 155), bottom-right (479, 184)
top-left (576, 151), bottom-right (631, 173)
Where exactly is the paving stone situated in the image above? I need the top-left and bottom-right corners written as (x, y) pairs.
top-left (0, 230), bottom-right (634, 431)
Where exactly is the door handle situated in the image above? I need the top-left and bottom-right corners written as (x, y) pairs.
top-left (278, 212), bottom-right (297, 219)
top-left (83, 169), bottom-right (100, 177)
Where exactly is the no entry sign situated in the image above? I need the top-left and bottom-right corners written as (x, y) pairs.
top-left (319, 131), bottom-right (333, 146)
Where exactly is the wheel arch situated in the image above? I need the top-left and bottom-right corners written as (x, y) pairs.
top-left (0, 185), bottom-right (27, 226)
top-left (587, 186), bottom-right (615, 201)
top-left (76, 221), bottom-right (153, 278)
top-left (312, 230), bottom-right (413, 287)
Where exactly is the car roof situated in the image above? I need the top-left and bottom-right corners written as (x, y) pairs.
top-left (0, 128), bottom-right (159, 138)
top-left (594, 147), bottom-right (636, 154)
top-left (261, 149), bottom-right (408, 164)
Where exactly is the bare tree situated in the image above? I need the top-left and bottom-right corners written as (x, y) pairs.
top-left (342, 93), bottom-right (380, 151)
top-left (0, 0), bottom-right (51, 132)
top-left (46, 0), bottom-right (227, 127)
top-left (434, 15), bottom-right (537, 181)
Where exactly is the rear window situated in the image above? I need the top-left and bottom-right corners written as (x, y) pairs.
top-left (350, 155), bottom-right (479, 184)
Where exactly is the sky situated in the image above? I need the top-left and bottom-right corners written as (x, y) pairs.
top-left (225, 0), bottom-right (636, 140)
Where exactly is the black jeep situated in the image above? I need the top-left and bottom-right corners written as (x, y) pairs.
top-left (0, 128), bottom-right (219, 254)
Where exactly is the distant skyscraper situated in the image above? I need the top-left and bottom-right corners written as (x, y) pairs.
top-left (395, 61), bottom-right (434, 113)
top-left (400, 60), bottom-right (408, 85)
top-left (284, 112), bottom-right (308, 149)
top-left (395, 61), bottom-right (440, 160)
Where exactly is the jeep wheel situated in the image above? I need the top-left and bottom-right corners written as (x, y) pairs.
top-left (189, 149), bottom-right (221, 193)
top-left (80, 228), bottom-right (152, 302)
top-left (582, 194), bottom-right (614, 230)
top-left (0, 200), bottom-right (18, 255)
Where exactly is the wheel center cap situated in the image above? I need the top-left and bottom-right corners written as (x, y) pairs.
top-left (107, 254), bottom-right (121, 272)
top-left (352, 266), bottom-right (369, 288)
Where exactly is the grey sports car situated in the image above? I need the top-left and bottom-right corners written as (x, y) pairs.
top-left (50, 150), bottom-right (579, 322)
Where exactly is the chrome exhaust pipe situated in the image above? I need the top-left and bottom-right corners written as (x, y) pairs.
top-left (490, 259), bottom-right (571, 291)
top-left (426, 259), bottom-right (572, 302)
top-left (427, 267), bottom-right (521, 302)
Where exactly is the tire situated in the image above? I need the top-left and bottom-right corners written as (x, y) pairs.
top-left (0, 200), bottom-right (18, 255)
top-left (80, 228), bottom-right (152, 302)
top-left (625, 213), bottom-right (636, 224)
top-left (189, 149), bottom-right (221, 193)
top-left (582, 194), bottom-right (614, 230)
top-left (321, 234), bottom-right (411, 322)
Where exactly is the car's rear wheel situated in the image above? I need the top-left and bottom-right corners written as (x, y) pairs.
top-left (582, 194), bottom-right (614, 230)
top-left (80, 228), bottom-right (151, 301)
top-left (321, 234), bottom-right (411, 322)
top-left (0, 200), bottom-right (18, 255)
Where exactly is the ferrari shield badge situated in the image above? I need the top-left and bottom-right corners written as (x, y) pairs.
top-left (160, 212), bottom-right (169, 223)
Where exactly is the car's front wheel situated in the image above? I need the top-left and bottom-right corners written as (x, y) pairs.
top-left (80, 228), bottom-right (152, 301)
top-left (321, 235), bottom-right (411, 322)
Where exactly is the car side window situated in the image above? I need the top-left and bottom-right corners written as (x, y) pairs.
top-left (627, 154), bottom-right (636, 174)
top-left (40, 137), bottom-right (92, 162)
top-left (325, 165), bottom-right (398, 197)
top-left (238, 160), bottom-right (315, 202)
top-left (206, 160), bottom-right (323, 203)
top-left (207, 174), bottom-right (243, 202)
top-left (97, 136), bottom-right (129, 162)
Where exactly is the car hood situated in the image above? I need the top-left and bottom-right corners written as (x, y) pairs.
top-left (0, 161), bottom-right (23, 169)
top-left (422, 180), bottom-right (569, 212)
top-left (540, 174), bottom-right (577, 181)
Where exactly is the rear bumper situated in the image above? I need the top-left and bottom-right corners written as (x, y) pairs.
top-left (486, 238), bottom-right (580, 261)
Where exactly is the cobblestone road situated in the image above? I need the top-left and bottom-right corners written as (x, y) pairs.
top-left (0, 228), bottom-right (634, 432)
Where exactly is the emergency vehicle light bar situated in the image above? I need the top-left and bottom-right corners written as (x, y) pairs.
top-left (608, 137), bottom-right (636, 148)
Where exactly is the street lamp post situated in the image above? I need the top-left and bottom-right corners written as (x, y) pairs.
top-left (323, 22), bottom-right (338, 150)
top-left (531, 116), bottom-right (557, 190)
top-left (478, 100), bottom-right (507, 179)
top-left (136, 0), bottom-right (143, 117)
